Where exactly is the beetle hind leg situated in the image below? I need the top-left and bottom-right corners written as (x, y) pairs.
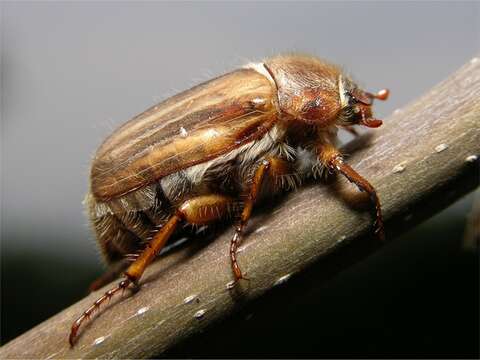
top-left (69, 194), bottom-right (235, 346)
top-left (69, 214), bottom-right (181, 346)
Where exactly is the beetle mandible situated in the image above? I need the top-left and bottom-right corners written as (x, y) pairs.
top-left (69, 54), bottom-right (389, 345)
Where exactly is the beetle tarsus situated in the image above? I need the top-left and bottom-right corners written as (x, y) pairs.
top-left (69, 278), bottom-right (131, 347)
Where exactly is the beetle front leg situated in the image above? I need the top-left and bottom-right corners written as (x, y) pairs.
top-left (318, 144), bottom-right (385, 241)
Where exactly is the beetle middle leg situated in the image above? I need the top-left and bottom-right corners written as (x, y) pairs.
top-left (230, 157), bottom-right (293, 284)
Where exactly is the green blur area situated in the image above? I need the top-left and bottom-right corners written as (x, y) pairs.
top-left (1, 195), bottom-right (478, 357)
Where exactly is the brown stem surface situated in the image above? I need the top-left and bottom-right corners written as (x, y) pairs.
top-left (2, 57), bottom-right (479, 359)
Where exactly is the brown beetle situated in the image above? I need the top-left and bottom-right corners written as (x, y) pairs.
top-left (70, 54), bottom-right (389, 345)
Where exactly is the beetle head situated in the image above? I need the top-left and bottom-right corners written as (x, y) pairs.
top-left (263, 55), bottom-right (389, 127)
top-left (338, 76), bottom-right (389, 128)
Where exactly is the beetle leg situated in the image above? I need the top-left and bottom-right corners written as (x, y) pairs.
top-left (122, 193), bottom-right (236, 285)
top-left (177, 194), bottom-right (235, 226)
top-left (343, 125), bottom-right (359, 137)
top-left (70, 214), bottom-right (181, 346)
top-left (230, 160), bottom-right (270, 283)
top-left (230, 157), bottom-right (295, 284)
top-left (318, 144), bottom-right (385, 241)
top-left (70, 194), bottom-right (234, 346)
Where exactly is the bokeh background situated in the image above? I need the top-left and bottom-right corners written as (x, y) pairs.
top-left (1, 1), bottom-right (478, 357)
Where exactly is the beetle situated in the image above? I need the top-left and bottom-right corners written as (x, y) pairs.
top-left (69, 54), bottom-right (389, 345)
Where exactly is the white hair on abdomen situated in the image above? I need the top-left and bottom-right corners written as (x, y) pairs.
top-left (160, 123), bottom-right (287, 203)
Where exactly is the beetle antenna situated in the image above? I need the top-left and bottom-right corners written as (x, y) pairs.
top-left (366, 88), bottom-right (389, 101)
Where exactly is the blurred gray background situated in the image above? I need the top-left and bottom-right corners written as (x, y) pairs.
top-left (1, 1), bottom-right (478, 356)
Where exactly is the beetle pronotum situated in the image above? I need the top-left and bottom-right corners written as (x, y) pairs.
top-left (70, 54), bottom-right (389, 345)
